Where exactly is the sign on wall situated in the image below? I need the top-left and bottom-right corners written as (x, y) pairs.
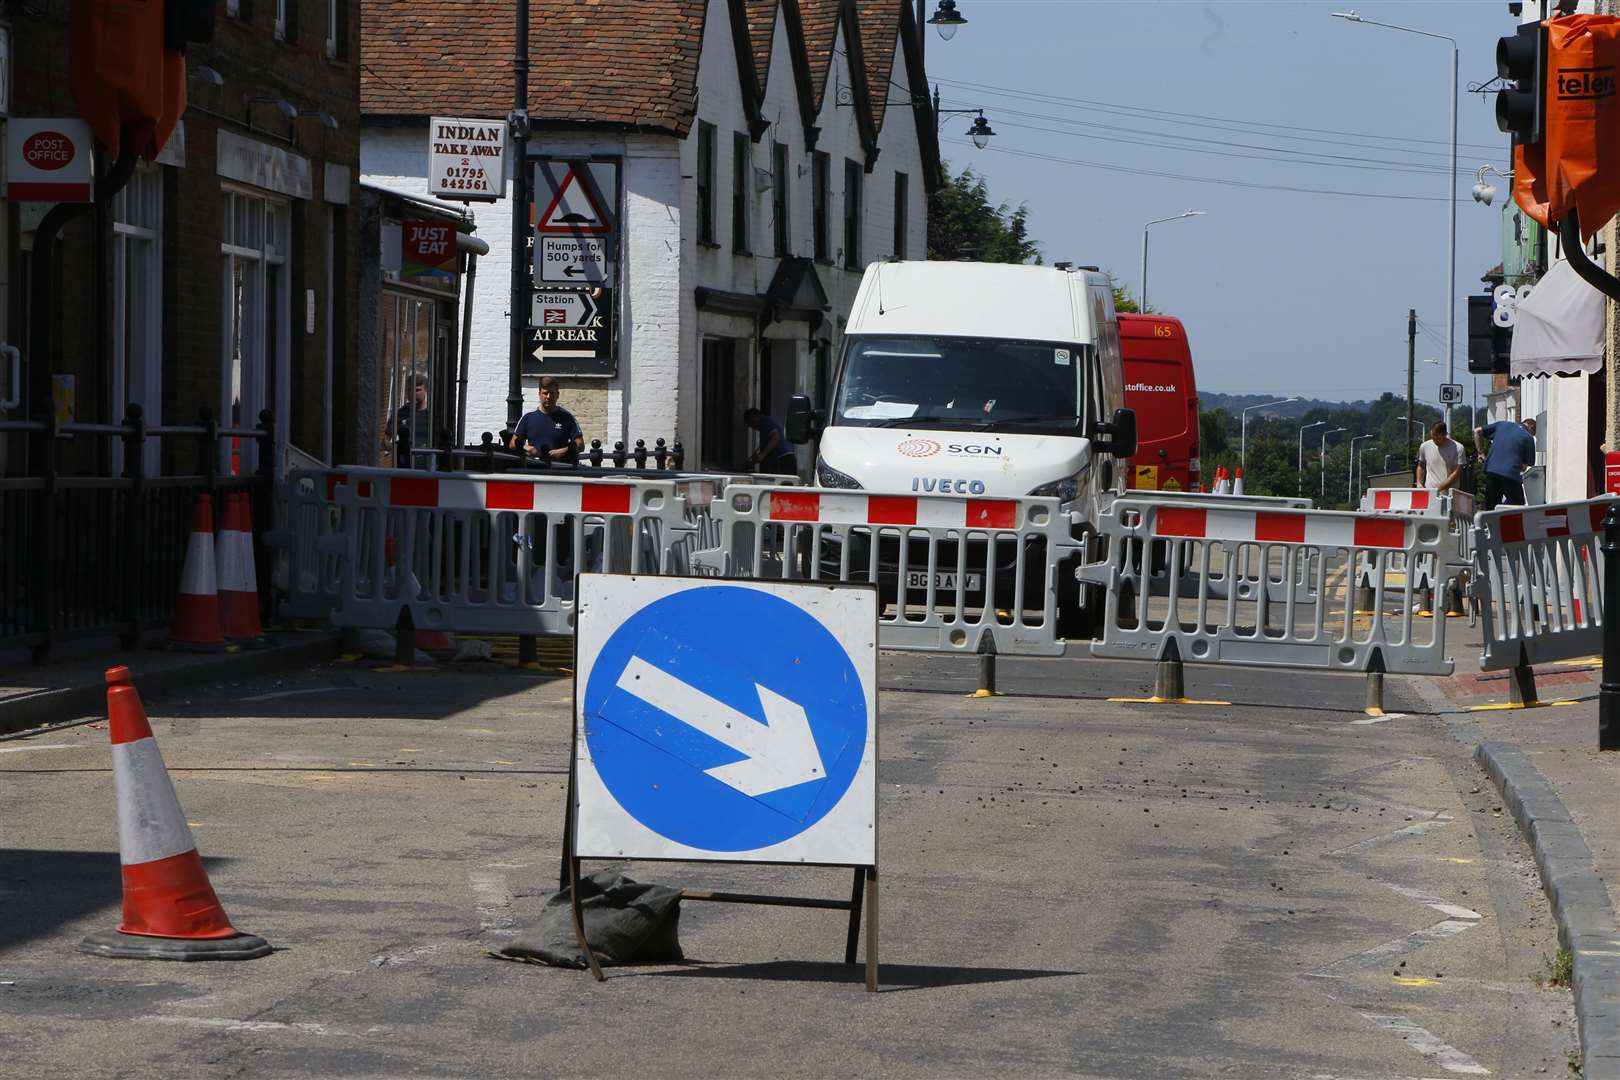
top-left (527, 158), bottom-right (622, 377)
top-left (401, 220), bottom-right (457, 282)
top-left (428, 116), bottom-right (506, 202)
top-left (7, 119), bottom-right (93, 202)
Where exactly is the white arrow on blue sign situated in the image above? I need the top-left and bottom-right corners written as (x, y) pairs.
top-left (574, 575), bottom-right (877, 863)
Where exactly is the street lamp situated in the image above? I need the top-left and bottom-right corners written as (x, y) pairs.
top-left (1141, 210), bottom-right (1204, 312)
top-left (1321, 427), bottom-right (1347, 503)
top-left (1299, 420), bottom-right (1328, 497)
top-left (1332, 10), bottom-right (1458, 391)
top-left (1241, 397), bottom-right (1297, 473)
top-left (928, 93), bottom-right (995, 149)
top-left (1360, 445), bottom-right (1382, 492)
top-left (1349, 434), bottom-right (1376, 504)
top-left (925, 0), bottom-right (967, 40)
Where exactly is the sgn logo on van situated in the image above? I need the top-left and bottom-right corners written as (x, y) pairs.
top-left (947, 443), bottom-right (1002, 455)
top-left (895, 437), bottom-right (1003, 459)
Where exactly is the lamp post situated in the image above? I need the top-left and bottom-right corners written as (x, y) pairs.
top-left (1321, 427), bottom-right (1347, 503)
top-left (1361, 445), bottom-right (1382, 492)
top-left (1141, 210), bottom-right (1204, 312)
top-left (1241, 397), bottom-right (1297, 474)
top-left (1332, 11), bottom-right (1458, 390)
top-left (1349, 434), bottom-right (1376, 504)
top-left (1299, 420), bottom-right (1327, 496)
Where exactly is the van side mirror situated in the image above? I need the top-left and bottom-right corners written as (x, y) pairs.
top-left (1094, 407), bottom-right (1138, 459)
top-left (786, 394), bottom-right (820, 444)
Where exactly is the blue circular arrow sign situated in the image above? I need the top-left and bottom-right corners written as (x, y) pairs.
top-left (582, 585), bottom-right (869, 852)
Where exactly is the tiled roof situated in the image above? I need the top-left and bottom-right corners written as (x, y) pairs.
top-left (361, 0), bottom-right (707, 137)
top-left (853, 0), bottom-right (901, 136)
top-left (799, 0), bottom-right (841, 111)
top-left (744, 0), bottom-right (778, 95)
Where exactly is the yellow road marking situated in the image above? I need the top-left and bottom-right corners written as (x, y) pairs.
top-left (1467, 700), bottom-right (1579, 711)
top-left (1441, 857), bottom-right (1474, 864)
top-left (398, 748), bottom-right (423, 752)
top-left (1392, 976), bottom-right (1439, 987)
top-left (1107, 696), bottom-right (1233, 706)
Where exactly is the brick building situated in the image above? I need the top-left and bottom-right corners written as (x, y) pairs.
top-left (360, 0), bottom-right (940, 470)
top-left (0, 1), bottom-right (361, 475)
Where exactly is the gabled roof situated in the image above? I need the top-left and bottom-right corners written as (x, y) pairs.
top-left (361, 0), bottom-right (708, 136)
top-left (800, 0), bottom-right (842, 112)
top-left (744, 0), bottom-right (779, 93)
top-left (853, 0), bottom-right (902, 136)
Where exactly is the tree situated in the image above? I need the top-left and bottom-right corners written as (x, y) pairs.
top-left (927, 163), bottom-right (1041, 264)
top-left (1112, 285), bottom-right (1156, 314)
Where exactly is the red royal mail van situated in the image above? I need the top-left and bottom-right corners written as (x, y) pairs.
top-left (1119, 313), bottom-right (1199, 492)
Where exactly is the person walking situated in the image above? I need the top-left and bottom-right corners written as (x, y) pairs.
top-left (743, 407), bottom-right (797, 475)
top-left (511, 376), bottom-right (585, 463)
top-left (1473, 416), bottom-right (1537, 509)
top-left (1414, 420), bottom-right (1466, 493)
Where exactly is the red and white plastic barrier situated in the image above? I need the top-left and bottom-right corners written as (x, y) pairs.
top-left (1471, 495), bottom-right (1613, 670)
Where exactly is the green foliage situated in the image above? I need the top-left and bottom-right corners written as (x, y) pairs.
top-left (927, 163), bottom-right (1042, 265)
top-left (1112, 286), bottom-right (1155, 314)
top-left (1538, 948), bottom-right (1574, 989)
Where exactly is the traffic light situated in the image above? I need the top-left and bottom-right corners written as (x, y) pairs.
top-left (165, 0), bottom-right (217, 53)
top-left (1497, 21), bottom-right (1548, 146)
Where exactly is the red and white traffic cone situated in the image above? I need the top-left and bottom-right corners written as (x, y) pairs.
top-left (381, 535), bottom-right (451, 654)
top-left (170, 493), bottom-right (225, 651)
top-left (79, 667), bottom-right (271, 960)
top-left (1233, 468), bottom-right (1245, 497)
top-left (216, 493), bottom-right (265, 645)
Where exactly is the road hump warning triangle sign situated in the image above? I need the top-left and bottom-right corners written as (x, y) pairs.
top-left (536, 164), bottom-right (612, 234)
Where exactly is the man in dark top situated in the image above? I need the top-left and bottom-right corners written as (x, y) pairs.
top-left (396, 374), bottom-right (431, 466)
top-left (1474, 416), bottom-right (1537, 509)
top-left (744, 407), bottom-right (797, 475)
top-left (511, 376), bottom-right (585, 463)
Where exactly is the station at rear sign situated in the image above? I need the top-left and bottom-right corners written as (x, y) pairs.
top-left (527, 287), bottom-right (613, 376)
top-left (574, 575), bottom-right (877, 865)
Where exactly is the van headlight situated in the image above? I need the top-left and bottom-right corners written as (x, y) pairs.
top-left (1027, 477), bottom-right (1078, 503)
top-left (816, 459), bottom-right (863, 489)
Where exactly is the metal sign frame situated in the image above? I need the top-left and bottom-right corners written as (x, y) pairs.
top-left (563, 573), bottom-right (880, 990)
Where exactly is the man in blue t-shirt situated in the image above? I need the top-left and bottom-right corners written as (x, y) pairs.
top-left (510, 376), bottom-right (585, 463)
top-left (744, 407), bottom-right (797, 475)
top-left (1473, 417), bottom-right (1537, 509)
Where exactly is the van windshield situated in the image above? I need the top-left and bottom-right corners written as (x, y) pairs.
top-left (833, 336), bottom-right (1086, 435)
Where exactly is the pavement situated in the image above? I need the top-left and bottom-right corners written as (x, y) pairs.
top-left (0, 619), bottom-right (1613, 1077)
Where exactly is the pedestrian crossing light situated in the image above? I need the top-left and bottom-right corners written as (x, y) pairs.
top-left (1496, 21), bottom-right (1547, 147)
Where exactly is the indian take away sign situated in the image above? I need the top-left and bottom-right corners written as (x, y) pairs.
top-left (428, 116), bottom-right (505, 202)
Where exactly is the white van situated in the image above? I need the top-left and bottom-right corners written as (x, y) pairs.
top-left (786, 261), bottom-right (1137, 633)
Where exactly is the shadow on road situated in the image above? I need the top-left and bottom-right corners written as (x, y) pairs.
top-left (639, 959), bottom-right (1082, 993)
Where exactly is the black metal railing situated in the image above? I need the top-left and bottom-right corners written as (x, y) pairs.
top-left (0, 405), bottom-right (275, 663)
top-left (398, 433), bottom-right (689, 478)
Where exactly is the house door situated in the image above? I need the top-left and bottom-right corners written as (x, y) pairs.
top-left (701, 337), bottom-right (737, 470)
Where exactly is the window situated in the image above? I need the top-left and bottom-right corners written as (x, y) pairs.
top-left (772, 143), bottom-right (789, 257)
top-left (893, 172), bottom-right (909, 260)
top-left (274, 0), bottom-right (289, 40)
top-left (812, 152), bottom-right (829, 261)
top-left (732, 132), bottom-right (750, 254)
top-left (696, 123), bottom-right (716, 245)
top-left (326, 0), bottom-right (348, 59)
top-left (112, 166), bottom-right (163, 475)
top-left (843, 159), bottom-right (862, 270)
top-left (221, 187), bottom-right (291, 475)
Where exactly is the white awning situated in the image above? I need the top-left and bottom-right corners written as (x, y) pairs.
top-left (1510, 258), bottom-right (1605, 378)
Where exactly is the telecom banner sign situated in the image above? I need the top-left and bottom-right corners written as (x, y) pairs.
top-left (427, 116), bottom-right (506, 202)
top-left (573, 575), bottom-right (877, 865)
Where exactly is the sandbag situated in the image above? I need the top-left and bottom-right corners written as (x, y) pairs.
top-left (493, 871), bottom-right (683, 970)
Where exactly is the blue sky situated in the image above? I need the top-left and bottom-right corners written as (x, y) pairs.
top-left (924, 0), bottom-right (1515, 403)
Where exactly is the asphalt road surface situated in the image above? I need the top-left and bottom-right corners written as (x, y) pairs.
top-left (0, 652), bottom-right (1576, 1079)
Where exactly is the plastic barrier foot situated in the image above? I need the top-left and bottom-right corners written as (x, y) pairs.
top-left (967, 638), bottom-right (998, 698)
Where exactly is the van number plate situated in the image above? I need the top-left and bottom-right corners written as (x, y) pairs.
top-left (904, 571), bottom-right (982, 591)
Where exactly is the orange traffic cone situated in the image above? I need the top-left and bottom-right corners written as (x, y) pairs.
top-left (79, 667), bottom-right (271, 960)
top-left (381, 535), bottom-right (450, 652)
top-left (170, 493), bottom-right (225, 650)
top-left (1233, 468), bottom-right (1245, 497)
top-left (217, 493), bottom-right (265, 645)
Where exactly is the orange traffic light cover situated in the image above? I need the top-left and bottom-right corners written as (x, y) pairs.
top-left (1514, 14), bottom-right (1620, 239)
top-left (69, 1), bottom-right (187, 161)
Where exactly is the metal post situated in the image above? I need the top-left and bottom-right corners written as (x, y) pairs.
top-left (1155, 637), bottom-right (1185, 701)
top-left (1601, 502), bottom-right (1620, 750)
top-left (457, 252), bottom-right (479, 447)
top-left (1446, 43), bottom-right (1457, 393)
top-left (507, 0), bottom-right (531, 435)
top-left (1407, 308), bottom-right (1416, 467)
top-left (1139, 228), bottom-right (1150, 313)
top-left (971, 634), bottom-right (996, 698)
top-left (120, 403), bottom-right (146, 649)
